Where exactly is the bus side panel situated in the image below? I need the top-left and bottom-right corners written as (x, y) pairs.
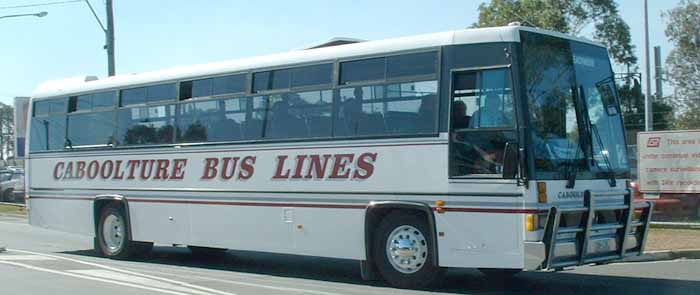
top-left (129, 201), bottom-right (191, 245)
top-left (28, 198), bottom-right (94, 236)
top-left (188, 204), bottom-right (294, 254)
top-left (291, 207), bottom-right (365, 259)
top-left (435, 211), bottom-right (524, 268)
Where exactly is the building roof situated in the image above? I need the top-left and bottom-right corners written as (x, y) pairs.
top-left (32, 25), bottom-right (602, 99)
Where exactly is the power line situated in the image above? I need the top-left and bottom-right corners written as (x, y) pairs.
top-left (0, 0), bottom-right (82, 10)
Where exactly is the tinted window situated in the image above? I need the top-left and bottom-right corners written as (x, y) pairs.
top-left (49, 99), bottom-right (68, 113)
top-left (76, 95), bottom-right (92, 111)
top-left (146, 83), bottom-right (176, 103)
top-left (117, 105), bottom-right (175, 145)
top-left (67, 111), bottom-right (115, 146)
top-left (335, 80), bottom-right (437, 136)
top-left (177, 97), bottom-right (254, 143)
top-left (253, 69), bottom-right (292, 92)
top-left (265, 90), bottom-right (332, 139)
top-left (291, 64), bottom-right (333, 87)
top-left (121, 87), bottom-right (146, 106)
top-left (387, 52), bottom-right (437, 78)
top-left (29, 115), bottom-right (66, 151)
top-left (34, 101), bottom-right (50, 116)
top-left (191, 79), bottom-right (212, 98)
top-left (212, 74), bottom-right (246, 95)
top-left (340, 57), bottom-right (385, 84)
top-left (74, 91), bottom-right (116, 111)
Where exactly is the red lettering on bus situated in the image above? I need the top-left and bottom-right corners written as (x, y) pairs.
top-left (53, 162), bottom-right (65, 180)
top-left (154, 159), bottom-right (170, 180)
top-left (291, 155), bottom-right (307, 179)
top-left (353, 152), bottom-right (377, 179)
top-left (64, 162), bottom-right (74, 179)
top-left (87, 161), bottom-right (99, 179)
top-left (112, 160), bottom-right (125, 180)
top-left (330, 154), bottom-right (354, 179)
top-left (239, 156), bottom-right (256, 180)
top-left (127, 160), bottom-right (140, 180)
top-left (305, 154), bottom-right (332, 179)
top-left (170, 159), bottom-right (187, 180)
top-left (273, 155), bottom-right (291, 179)
top-left (221, 157), bottom-right (240, 180)
top-left (202, 158), bottom-right (219, 180)
top-left (140, 160), bottom-right (155, 179)
top-left (100, 160), bottom-right (114, 179)
top-left (76, 161), bottom-right (86, 179)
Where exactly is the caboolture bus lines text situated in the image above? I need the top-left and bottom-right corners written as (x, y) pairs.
top-left (52, 152), bottom-right (378, 181)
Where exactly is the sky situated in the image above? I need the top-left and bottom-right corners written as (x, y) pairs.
top-left (0, 0), bottom-right (683, 105)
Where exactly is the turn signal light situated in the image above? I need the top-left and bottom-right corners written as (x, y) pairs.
top-left (537, 182), bottom-right (547, 203)
top-left (526, 214), bottom-right (536, 232)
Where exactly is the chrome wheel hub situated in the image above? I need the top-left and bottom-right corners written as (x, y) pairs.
top-left (385, 225), bottom-right (428, 274)
top-left (102, 214), bottom-right (125, 253)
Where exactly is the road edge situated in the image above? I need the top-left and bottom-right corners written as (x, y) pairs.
top-left (622, 249), bottom-right (700, 263)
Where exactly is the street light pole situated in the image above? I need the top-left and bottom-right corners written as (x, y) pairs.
top-left (85, 0), bottom-right (115, 76)
top-left (0, 11), bottom-right (47, 20)
top-left (644, 0), bottom-right (653, 131)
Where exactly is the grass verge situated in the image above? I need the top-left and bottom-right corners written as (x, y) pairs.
top-left (0, 204), bottom-right (26, 216)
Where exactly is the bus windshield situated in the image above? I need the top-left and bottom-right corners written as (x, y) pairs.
top-left (521, 31), bottom-right (629, 180)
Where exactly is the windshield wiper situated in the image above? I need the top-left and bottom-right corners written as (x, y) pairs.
top-left (590, 123), bottom-right (617, 187)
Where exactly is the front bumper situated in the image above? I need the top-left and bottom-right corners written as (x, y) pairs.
top-left (526, 190), bottom-right (654, 270)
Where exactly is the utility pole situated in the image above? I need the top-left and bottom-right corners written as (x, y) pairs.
top-left (106, 0), bottom-right (115, 76)
top-left (85, 0), bottom-right (115, 76)
top-left (654, 46), bottom-right (663, 100)
top-left (644, 0), bottom-right (653, 131)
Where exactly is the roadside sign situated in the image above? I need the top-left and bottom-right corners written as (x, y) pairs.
top-left (638, 130), bottom-right (700, 193)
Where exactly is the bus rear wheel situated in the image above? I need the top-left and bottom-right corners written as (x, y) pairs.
top-left (372, 211), bottom-right (443, 289)
top-left (96, 205), bottom-right (151, 259)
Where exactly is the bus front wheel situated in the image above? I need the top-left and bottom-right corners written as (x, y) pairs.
top-left (96, 205), bottom-right (151, 259)
top-left (372, 211), bottom-right (444, 288)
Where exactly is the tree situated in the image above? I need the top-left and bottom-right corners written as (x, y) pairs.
top-left (664, 0), bottom-right (700, 129)
top-left (474, 0), bottom-right (636, 66)
top-left (0, 103), bottom-right (14, 160)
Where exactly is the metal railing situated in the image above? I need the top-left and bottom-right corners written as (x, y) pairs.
top-left (542, 190), bottom-right (654, 269)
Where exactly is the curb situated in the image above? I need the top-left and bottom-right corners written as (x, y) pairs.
top-left (0, 202), bottom-right (25, 207)
top-left (651, 222), bottom-right (700, 230)
top-left (622, 249), bottom-right (700, 263)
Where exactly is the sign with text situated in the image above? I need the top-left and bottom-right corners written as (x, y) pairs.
top-left (638, 130), bottom-right (700, 193)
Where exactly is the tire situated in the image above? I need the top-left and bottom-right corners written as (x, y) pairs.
top-left (372, 211), bottom-right (444, 289)
top-left (96, 205), bottom-right (151, 259)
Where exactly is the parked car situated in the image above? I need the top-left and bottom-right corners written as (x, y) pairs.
top-left (13, 175), bottom-right (25, 204)
top-left (0, 167), bottom-right (24, 203)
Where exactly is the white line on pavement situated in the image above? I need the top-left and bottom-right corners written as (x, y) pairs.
top-left (139, 269), bottom-right (346, 295)
top-left (0, 254), bottom-right (56, 261)
top-left (69, 269), bottom-right (214, 295)
top-left (0, 260), bottom-right (206, 295)
top-left (9, 249), bottom-right (237, 295)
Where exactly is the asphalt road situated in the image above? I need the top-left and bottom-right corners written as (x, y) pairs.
top-left (0, 213), bottom-right (699, 295)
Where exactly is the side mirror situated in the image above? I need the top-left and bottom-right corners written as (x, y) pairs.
top-left (502, 141), bottom-right (518, 179)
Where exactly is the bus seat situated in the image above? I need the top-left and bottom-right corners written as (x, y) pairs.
top-left (306, 116), bottom-right (332, 137)
top-left (208, 118), bottom-right (242, 141)
top-left (385, 111), bottom-right (418, 133)
top-left (243, 119), bottom-right (263, 139)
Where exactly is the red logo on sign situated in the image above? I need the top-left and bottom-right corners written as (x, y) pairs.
top-left (647, 137), bottom-right (661, 148)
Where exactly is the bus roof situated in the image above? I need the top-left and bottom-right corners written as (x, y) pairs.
top-left (31, 25), bottom-right (603, 99)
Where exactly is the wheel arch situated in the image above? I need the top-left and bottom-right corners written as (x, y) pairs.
top-left (362, 201), bottom-right (439, 279)
top-left (93, 194), bottom-right (133, 240)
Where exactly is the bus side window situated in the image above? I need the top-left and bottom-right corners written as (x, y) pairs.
top-left (450, 69), bottom-right (516, 178)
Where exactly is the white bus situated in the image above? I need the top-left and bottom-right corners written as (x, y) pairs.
top-left (26, 25), bottom-right (653, 288)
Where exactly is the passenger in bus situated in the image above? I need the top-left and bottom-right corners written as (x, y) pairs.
top-left (268, 97), bottom-right (307, 138)
top-left (470, 93), bottom-right (510, 128)
top-left (341, 88), bottom-right (365, 135)
top-left (451, 100), bottom-right (470, 130)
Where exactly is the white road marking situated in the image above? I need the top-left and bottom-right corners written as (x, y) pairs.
top-left (138, 269), bottom-right (346, 295)
top-left (9, 249), bottom-right (237, 295)
top-left (69, 269), bottom-right (214, 295)
top-left (0, 260), bottom-right (207, 295)
top-left (0, 254), bottom-right (56, 261)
